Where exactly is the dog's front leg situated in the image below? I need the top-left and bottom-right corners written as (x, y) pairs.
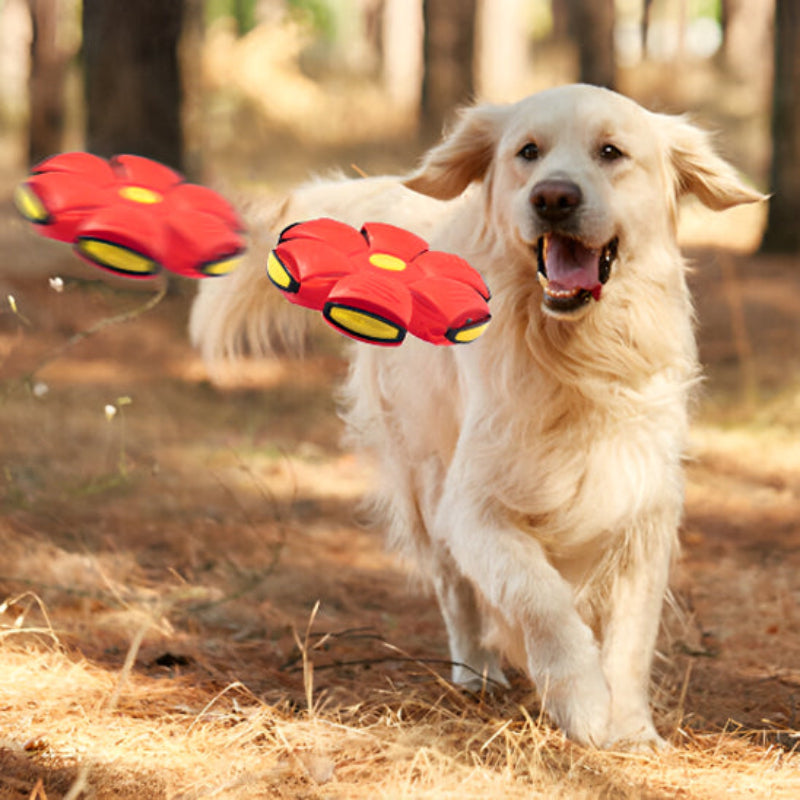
top-left (430, 546), bottom-right (509, 691)
top-left (600, 517), bottom-right (676, 750)
top-left (434, 493), bottom-right (611, 745)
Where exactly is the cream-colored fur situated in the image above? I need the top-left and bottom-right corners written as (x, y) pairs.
top-left (191, 85), bottom-right (763, 748)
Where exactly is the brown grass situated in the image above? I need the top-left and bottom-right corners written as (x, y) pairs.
top-left (0, 631), bottom-right (798, 799)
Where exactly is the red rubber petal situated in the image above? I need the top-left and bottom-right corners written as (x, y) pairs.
top-left (271, 238), bottom-right (356, 309)
top-left (361, 222), bottom-right (428, 262)
top-left (280, 218), bottom-right (368, 256)
top-left (166, 182), bottom-right (245, 232)
top-left (110, 154), bottom-right (184, 192)
top-left (31, 152), bottom-right (116, 185)
top-left (324, 271), bottom-right (413, 344)
top-left (165, 210), bottom-right (246, 277)
top-left (21, 173), bottom-right (114, 242)
top-left (411, 250), bottom-right (490, 300)
top-left (75, 203), bottom-right (166, 269)
top-left (408, 277), bottom-right (491, 344)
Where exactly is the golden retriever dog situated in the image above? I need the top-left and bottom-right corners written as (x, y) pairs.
top-left (191, 84), bottom-right (763, 749)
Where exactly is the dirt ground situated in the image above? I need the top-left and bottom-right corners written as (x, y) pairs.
top-left (0, 187), bottom-right (799, 797)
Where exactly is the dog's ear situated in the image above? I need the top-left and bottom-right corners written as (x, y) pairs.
top-left (661, 115), bottom-right (765, 210)
top-left (404, 104), bottom-right (507, 200)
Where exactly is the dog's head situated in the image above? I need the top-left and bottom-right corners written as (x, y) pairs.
top-left (405, 84), bottom-right (764, 320)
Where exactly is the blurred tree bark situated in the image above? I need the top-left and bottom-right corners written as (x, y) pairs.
top-left (181, 0), bottom-right (205, 180)
top-left (762, 0), bottom-right (800, 253)
top-left (640, 0), bottom-right (654, 57)
top-left (27, 0), bottom-right (68, 164)
top-left (565, 0), bottom-right (616, 89)
top-left (83, 0), bottom-right (185, 171)
top-left (381, 0), bottom-right (423, 113)
top-left (475, 0), bottom-right (527, 102)
top-left (721, 0), bottom-right (773, 90)
top-left (420, 0), bottom-right (477, 139)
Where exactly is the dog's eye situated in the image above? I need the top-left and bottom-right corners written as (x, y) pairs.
top-left (517, 143), bottom-right (540, 161)
top-left (599, 143), bottom-right (625, 161)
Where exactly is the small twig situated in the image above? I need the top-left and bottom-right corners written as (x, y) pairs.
top-left (293, 601), bottom-right (322, 715)
top-left (282, 647), bottom-right (508, 693)
top-left (673, 660), bottom-right (694, 742)
top-left (0, 574), bottom-right (135, 605)
top-left (383, 640), bottom-right (497, 702)
top-left (0, 626), bottom-right (62, 641)
top-left (22, 282), bottom-right (168, 384)
top-left (187, 448), bottom-right (297, 616)
top-left (0, 591), bottom-right (61, 648)
top-left (104, 616), bottom-right (151, 714)
top-left (536, 676), bottom-right (549, 731)
top-left (480, 717), bottom-right (514, 753)
top-left (279, 626), bottom-right (385, 670)
top-left (27, 777), bottom-right (48, 800)
top-left (62, 765), bottom-right (89, 800)
top-left (186, 681), bottom-right (253, 735)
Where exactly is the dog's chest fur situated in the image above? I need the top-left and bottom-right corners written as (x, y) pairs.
top-left (446, 314), bottom-right (694, 556)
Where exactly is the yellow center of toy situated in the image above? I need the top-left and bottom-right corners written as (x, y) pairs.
top-left (369, 253), bottom-right (406, 271)
top-left (119, 185), bottom-right (163, 204)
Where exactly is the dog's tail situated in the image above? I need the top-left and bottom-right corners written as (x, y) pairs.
top-left (189, 196), bottom-right (313, 366)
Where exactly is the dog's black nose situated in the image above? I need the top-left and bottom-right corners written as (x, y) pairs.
top-left (530, 179), bottom-right (582, 222)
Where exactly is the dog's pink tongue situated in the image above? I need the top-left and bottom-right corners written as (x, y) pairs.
top-left (545, 235), bottom-right (601, 293)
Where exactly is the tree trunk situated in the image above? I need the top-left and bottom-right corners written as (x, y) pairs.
top-left (420, 0), bottom-right (477, 140)
top-left (27, 0), bottom-right (67, 164)
top-left (640, 0), bottom-right (654, 57)
top-left (83, 0), bottom-right (184, 171)
top-left (762, 0), bottom-right (800, 253)
top-left (475, 0), bottom-right (527, 102)
top-left (721, 0), bottom-right (773, 90)
top-left (566, 0), bottom-right (616, 89)
top-left (181, 0), bottom-right (205, 180)
top-left (382, 0), bottom-right (423, 113)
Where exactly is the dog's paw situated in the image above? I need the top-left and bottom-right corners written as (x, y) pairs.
top-left (544, 669), bottom-right (612, 747)
top-left (603, 722), bottom-right (669, 753)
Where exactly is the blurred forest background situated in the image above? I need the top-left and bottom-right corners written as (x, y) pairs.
top-left (0, 0), bottom-right (798, 252)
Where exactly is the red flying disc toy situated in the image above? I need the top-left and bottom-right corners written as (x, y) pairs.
top-left (14, 152), bottom-right (246, 278)
top-left (267, 218), bottom-right (491, 346)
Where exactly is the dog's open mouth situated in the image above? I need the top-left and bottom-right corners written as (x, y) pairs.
top-left (536, 234), bottom-right (618, 315)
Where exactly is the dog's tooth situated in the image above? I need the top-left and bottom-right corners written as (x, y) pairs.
top-left (537, 272), bottom-right (550, 290)
top-left (542, 282), bottom-right (581, 299)
top-left (550, 287), bottom-right (579, 298)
